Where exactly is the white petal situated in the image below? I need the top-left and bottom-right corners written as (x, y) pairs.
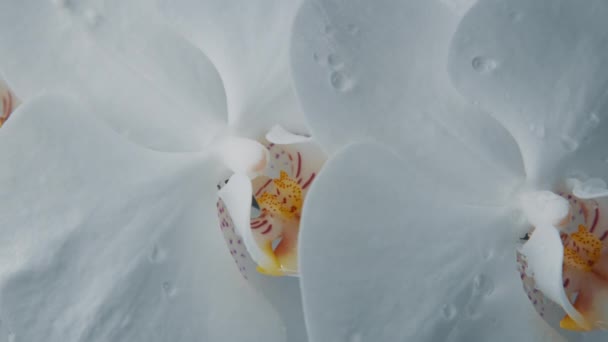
top-left (0, 94), bottom-right (287, 341)
top-left (299, 142), bottom-right (560, 341)
top-left (218, 173), bottom-right (275, 270)
top-left (521, 225), bottom-right (586, 328)
top-left (290, 0), bottom-right (525, 204)
top-left (266, 125), bottom-right (312, 145)
top-left (0, 0), bottom-right (227, 151)
top-left (570, 178), bottom-right (608, 199)
top-left (213, 137), bottom-right (269, 175)
top-left (158, 0), bottom-right (308, 136)
top-left (449, 0), bottom-right (608, 182)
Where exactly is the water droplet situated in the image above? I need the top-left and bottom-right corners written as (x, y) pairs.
top-left (162, 281), bottom-right (177, 297)
top-left (528, 123), bottom-right (545, 138)
top-left (561, 135), bottom-right (579, 152)
top-left (509, 11), bottom-right (524, 22)
top-left (120, 315), bottom-right (131, 328)
top-left (589, 112), bottom-right (600, 127)
top-left (441, 304), bottom-right (458, 320)
top-left (149, 245), bottom-right (166, 263)
top-left (84, 9), bottom-right (102, 28)
top-left (329, 71), bottom-right (354, 92)
top-left (471, 56), bottom-right (498, 73)
top-left (473, 274), bottom-right (494, 296)
top-left (313, 52), bottom-right (327, 66)
top-left (327, 54), bottom-right (344, 69)
top-left (481, 248), bottom-right (494, 261)
top-left (463, 303), bottom-right (477, 319)
top-left (346, 24), bottom-right (360, 35)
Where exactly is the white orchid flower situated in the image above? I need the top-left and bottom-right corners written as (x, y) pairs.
top-left (289, 0), bottom-right (608, 341)
top-left (0, 0), bottom-right (325, 341)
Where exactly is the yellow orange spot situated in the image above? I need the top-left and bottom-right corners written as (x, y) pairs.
top-left (564, 247), bottom-right (593, 272)
top-left (256, 171), bottom-right (303, 219)
top-left (571, 225), bottom-right (602, 263)
top-left (256, 265), bottom-right (285, 277)
top-left (560, 315), bottom-right (591, 331)
top-left (255, 241), bottom-right (283, 276)
top-left (563, 225), bottom-right (602, 273)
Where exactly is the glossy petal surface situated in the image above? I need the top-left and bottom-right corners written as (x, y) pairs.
top-left (299, 142), bottom-right (560, 342)
top-left (449, 0), bottom-right (608, 182)
top-left (0, 95), bottom-right (287, 342)
top-left (290, 0), bottom-right (525, 204)
top-left (158, 0), bottom-right (308, 136)
top-left (0, 0), bottom-right (226, 151)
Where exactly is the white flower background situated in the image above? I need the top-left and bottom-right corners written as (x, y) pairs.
top-left (0, 0), bottom-right (608, 341)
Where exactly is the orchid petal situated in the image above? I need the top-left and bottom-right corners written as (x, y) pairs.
top-left (218, 173), bottom-right (275, 270)
top-left (299, 142), bottom-right (560, 342)
top-left (158, 0), bottom-right (308, 137)
top-left (266, 125), bottom-right (312, 145)
top-left (569, 178), bottom-right (608, 200)
top-left (290, 0), bottom-right (525, 204)
top-left (521, 225), bottom-right (586, 328)
top-left (449, 0), bottom-right (608, 182)
top-left (213, 137), bottom-right (269, 175)
top-left (0, 0), bottom-right (227, 151)
top-left (0, 94), bottom-right (287, 341)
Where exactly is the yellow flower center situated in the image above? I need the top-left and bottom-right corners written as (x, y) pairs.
top-left (253, 171), bottom-right (304, 276)
top-left (560, 223), bottom-right (608, 331)
top-left (256, 171), bottom-right (303, 220)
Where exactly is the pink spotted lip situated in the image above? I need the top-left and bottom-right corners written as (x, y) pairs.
top-left (518, 190), bottom-right (608, 330)
top-left (216, 138), bottom-right (324, 279)
top-left (217, 199), bottom-right (253, 279)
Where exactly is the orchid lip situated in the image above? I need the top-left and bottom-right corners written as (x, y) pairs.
top-left (518, 179), bottom-right (608, 332)
top-left (216, 128), bottom-right (325, 279)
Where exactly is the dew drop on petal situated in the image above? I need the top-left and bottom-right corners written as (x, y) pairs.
top-left (441, 304), bottom-right (458, 320)
top-left (84, 9), bottom-right (102, 28)
top-left (509, 11), bottom-right (524, 22)
top-left (473, 274), bottom-right (494, 296)
top-left (561, 135), bottom-right (579, 152)
top-left (481, 248), bottom-right (494, 261)
top-left (330, 71), bottom-right (354, 92)
top-left (324, 25), bottom-right (336, 36)
top-left (313, 53), bottom-right (320, 63)
top-left (471, 56), bottom-right (498, 73)
top-left (589, 112), bottom-right (600, 127)
top-left (529, 123), bottom-right (545, 139)
top-left (162, 281), bottom-right (176, 297)
top-left (149, 245), bottom-right (166, 263)
top-left (313, 52), bottom-right (328, 67)
top-left (327, 54), bottom-right (344, 69)
top-left (346, 24), bottom-right (360, 35)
